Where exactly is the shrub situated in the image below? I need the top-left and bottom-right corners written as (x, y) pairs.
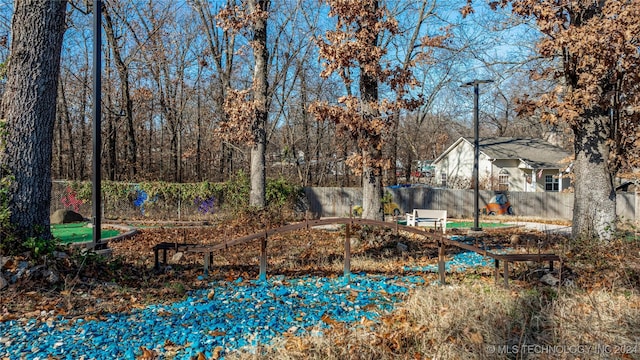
top-left (266, 177), bottom-right (303, 209)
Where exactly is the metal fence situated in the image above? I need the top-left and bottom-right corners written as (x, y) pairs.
top-left (304, 186), bottom-right (637, 222)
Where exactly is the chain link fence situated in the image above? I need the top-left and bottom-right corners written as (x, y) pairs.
top-left (50, 181), bottom-right (221, 222)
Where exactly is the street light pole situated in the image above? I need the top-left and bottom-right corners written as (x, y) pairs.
top-left (461, 79), bottom-right (493, 232)
top-left (92, 0), bottom-right (102, 248)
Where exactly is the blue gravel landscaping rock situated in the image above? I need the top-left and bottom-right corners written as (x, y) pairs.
top-left (0, 274), bottom-right (425, 359)
top-left (404, 237), bottom-right (513, 273)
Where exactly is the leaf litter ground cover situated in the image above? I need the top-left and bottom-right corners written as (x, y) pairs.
top-left (1, 221), bottom-right (562, 359)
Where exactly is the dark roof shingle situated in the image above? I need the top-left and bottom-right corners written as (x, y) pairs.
top-left (465, 137), bottom-right (572, 169)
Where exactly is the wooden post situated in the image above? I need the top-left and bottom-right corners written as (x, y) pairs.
top-left (438, 240), bottom-right (446, 285)
top-left (344, 223), bottom-right (351, 279)
top-left (503, 261), bottom-right (509, 288)
top-left (305, 211), bottom-right (309, 231)
top-left (259, 235), bottom-right (267, 282)
top-left (203, 251), bottom-right (210, 276)
top-left (154, 248), bottom-right (159, 271)
top-left (163, 249), bottom-right (167, 267)
top-left (559, 260), bottom-right (563, 287)
top-left (494, 259), bottom-right (499, 285)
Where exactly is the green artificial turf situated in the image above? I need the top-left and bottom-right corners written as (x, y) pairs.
top-left (446, 221), bottom-right (510, 229)
top-left (396, 219), bottom-right (509, 229)
top-left (51, 222), bottom-right (120, 244)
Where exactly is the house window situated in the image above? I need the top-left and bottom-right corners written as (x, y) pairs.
top-left (441, 173), bottom-right (447, 187)
top-left (498, 170), bottom-right (509, 191)
top-left (545, 174), bottom-right (559, 191)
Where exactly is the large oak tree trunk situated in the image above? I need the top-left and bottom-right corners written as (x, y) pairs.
top-left (0, 0), bottom-right (67, 243)
top-left (360, 0), bottom-right (383, 221)
top-left (572, 110), bottom-right (616, 240)
top-left (248, 0), bottom-right (269, 208)
top-left (362, 156), bottom-right (383, 220)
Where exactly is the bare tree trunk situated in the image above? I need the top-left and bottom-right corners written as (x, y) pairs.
top-left (55, 100), bottom-right (63, 178)
top-left (360, 0), bottom-right (383, 221)
top-left (572, 110), bottom-right (616, 240)
top-left (196, 75), bottom-right (202, 181)
top-left (169, 120), bottom-right (178, 181)
top-left (147, 98), bottom-right (154, 176)
top-left (106, 112), bottom-right (117, 181)
top-left (177, 120), bottom-right (182, 182)
top-left (248, 0), bottom-right (269, 208)
top-left (105, 55), bottom-right (117, 181)
top-left (405, 151), bottom-right (413, 183)
top-left (191, 0), bottom-right (236, 180)
top-left (103, 6), bottom-right (137, 179)
top-left (0, 0), bottom-right (67, 243)
top-left (388, 111), bottom-right (399, 185)
top-left (159, 116), bottom-right (165, 178)
top-left (299, 63), bottom-right (313, 186)
top-left (79, 62), bottom-right (89, 180)
top-left (220, 142), bottom-right (228, 179)
top-left (60, 83), bottom-right (76, 179)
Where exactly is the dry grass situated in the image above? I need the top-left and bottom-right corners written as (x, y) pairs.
top-left (230, 285), bottom-right (640, 360)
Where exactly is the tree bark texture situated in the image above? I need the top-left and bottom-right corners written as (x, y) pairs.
top-left (388, 111), bottom-right (399, 185)
top-left (360, 0), bottom-right (383, 221)
top-left (0, 0), bottom-right (67, 240)
top-left (249, 0), bottom-right (269, 208)
top-left (360, 101), bottom-right (383, 220)
top-left (572, 110), bottom-right (616, 240)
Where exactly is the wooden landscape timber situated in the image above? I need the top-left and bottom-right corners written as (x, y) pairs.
top-left (152, 217), bottom-right (561, 287)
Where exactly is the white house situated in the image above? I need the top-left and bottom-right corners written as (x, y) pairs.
top-left (432, 137), bottom-right (572, 192)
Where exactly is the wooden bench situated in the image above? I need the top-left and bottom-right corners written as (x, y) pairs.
top-left (152, 242), bottom-right (201, 271)
top-left (491, 253), bottom-right (562, 288)
top-left (406, 209), bottom-right (447, 233)
top-left (438, 238), bottom-right (562, 287)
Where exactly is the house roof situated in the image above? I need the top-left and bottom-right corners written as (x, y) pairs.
top-left (434, 137), bottom-right (572, 170)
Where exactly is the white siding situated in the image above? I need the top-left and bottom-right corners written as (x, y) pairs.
top-left (434, 140), bottom-right (475, 187)
top-left (434, 140), bottom-right (494, 188)
top-left (433, 138), bottom-right (571, 191)
top-left (490, 159), bottom-right (523, 191)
